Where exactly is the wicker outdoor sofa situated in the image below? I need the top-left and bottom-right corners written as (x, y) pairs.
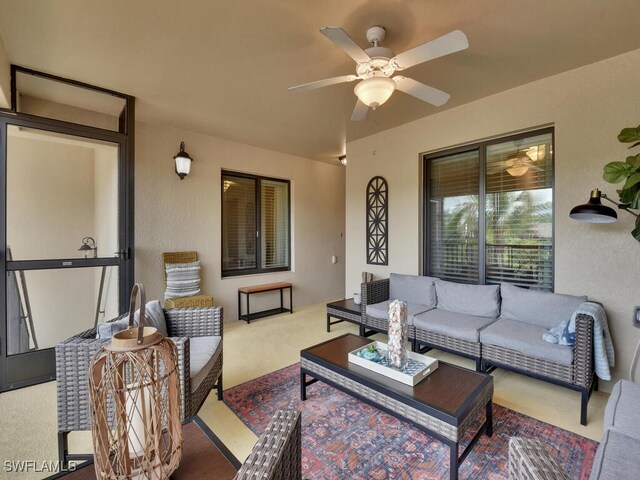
top-left (361, 274), bottom-right (597, 425)
top-left (55, 306), bottom-right (223, 465)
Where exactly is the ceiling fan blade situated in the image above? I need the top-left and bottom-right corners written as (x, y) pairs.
top-left (320, 26), bottom-right (371, 64)
top-left (288, 75), bottom-right (357, 93)
top-left (393, 76), bottom-right (450, 107)
top-left (351, 99), bottom-right (368, 121)
top-left (391, 30), bottom-right (469, 70)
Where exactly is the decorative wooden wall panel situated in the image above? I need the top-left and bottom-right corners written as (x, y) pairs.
top-left (366, 176), bottom-right (388, 265)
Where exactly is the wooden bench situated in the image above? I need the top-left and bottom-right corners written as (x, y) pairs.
top-left (237, 282), bottom-right (293, 323)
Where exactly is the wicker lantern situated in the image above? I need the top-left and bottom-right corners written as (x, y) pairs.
top-left (89, 284), bottom-right (182, 479)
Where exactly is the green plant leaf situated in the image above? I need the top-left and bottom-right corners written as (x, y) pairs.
top-left (619, 185), bottom-right (639, 205)
top-left (632, 223), bottom-right (640, 243)
top-left (629, 141), bottom-right (640, 149)
top-left (629, 188), bottom-right (640, 210)
top-left (625, 154), bottom-right (640, 168)
top-left (603, 161), bottom-right (636, 183)
top-left (618, 126), bottom-right (640, 143)
top-left (624, 173), bottom-right (640, 190)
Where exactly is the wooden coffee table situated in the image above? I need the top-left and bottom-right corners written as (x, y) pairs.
top-left (300, 334), bottom-right (493, 480)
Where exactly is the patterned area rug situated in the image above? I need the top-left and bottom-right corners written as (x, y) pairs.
top-left (224, 364), bottom-right (597, 479)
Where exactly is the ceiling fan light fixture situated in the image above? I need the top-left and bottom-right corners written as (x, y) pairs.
top-left (506, 165), bottom-right (529, 177)
top-left (354, 76), bottom-right (396, 109)
top-left (525, 145), bottom-right (546, 162)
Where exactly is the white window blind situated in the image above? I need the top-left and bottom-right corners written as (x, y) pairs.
top-left (261, 179), bottom-right (290, 269)
top-left (428, 150), bottom-right (480, 284)
top-left (222, 175), bottom-right (257, 272)
top-left (485, 133), bottom-right (553, 290)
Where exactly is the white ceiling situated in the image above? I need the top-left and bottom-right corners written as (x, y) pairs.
top-left (1, 0), bottom-right (639, 163)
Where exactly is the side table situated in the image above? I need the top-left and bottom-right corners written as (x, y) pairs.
top-left (326, 298), bottom-right (365, 335)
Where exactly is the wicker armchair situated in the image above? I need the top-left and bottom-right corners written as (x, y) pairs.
top-left (508, 437), bottom-right (570, 480)
top-left (234, 409), bottom-right (302, 480)
top-left (163, 251), bottom-right (214, 308)
top-left (55, 306), bottom-right (223, 465)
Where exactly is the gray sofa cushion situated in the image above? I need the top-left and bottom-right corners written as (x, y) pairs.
top-left (366, 300), bottom-right (434, 324)
top-left (603, 380), bottom-right (640, 442)
top-left (389, 273), bottom-right (437, 307)
top-left (188, 336), bottom-right (222, 393)
top-left (590, 428), bottom-right (640, 480)
top-left (480, 318), bottom-right (573, 365)
top-left (500, 282), bottom-right (587, 329)
top-left (413, 309), bottom-right (498, 342)
top-left (435, 280), bottom-right (500, 318)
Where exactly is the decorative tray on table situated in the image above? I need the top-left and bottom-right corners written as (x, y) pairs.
top-left (348, 340), bottom-right (438, 386)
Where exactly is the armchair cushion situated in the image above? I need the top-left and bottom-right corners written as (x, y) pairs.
top-left (603, 379), bottom-right (640, 441)
top-left (590, 428), bottom-right (640, 480)
top-left (480, 319), bottom-right (573, 365)
top-left (366, 300), bottom-right (433, 324)
top-left (190, 336), bottom-right (222, 393)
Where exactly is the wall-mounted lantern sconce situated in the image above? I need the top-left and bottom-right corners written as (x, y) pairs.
top-left (79, 237), bottom-right (97, 258)
top-left (339, 155), bottom-right (347, 166)
top-left (173, 141), bottom-right (193, 180)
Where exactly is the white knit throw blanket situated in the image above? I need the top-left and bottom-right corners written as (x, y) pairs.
top-left (569, 302), bottom-right (615, 381)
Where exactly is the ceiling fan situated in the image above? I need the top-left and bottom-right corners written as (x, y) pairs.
top-left (487, 145), bottom-right (546, 177)
top-left (288, 25), bottom-right (469, 121)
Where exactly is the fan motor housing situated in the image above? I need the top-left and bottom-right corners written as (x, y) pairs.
top-left (366, 26), bottom-right (386, 45)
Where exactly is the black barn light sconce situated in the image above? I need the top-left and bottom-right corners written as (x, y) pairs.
top-left (79, 236), bottom-right (97, 258)
top-left (570, 188), bottom-right (638, 223)
top-left (339, 155), bottom-right (347, 166)
top-left (173, 141), bottom-right (193, 180)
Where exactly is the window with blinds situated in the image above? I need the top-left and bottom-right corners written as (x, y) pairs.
top-left (261, 179), bottom-right (290, 269)
top-left (428, 150), bottom-right (480, 284)
top-left (222, 172), bottom-right (290, 276)
top-left (424, 128), bottom-right (554, 291)
top-left (485, 132), bottom-right (553, 289)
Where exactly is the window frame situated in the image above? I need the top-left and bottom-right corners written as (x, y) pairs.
top-left (422, 126), bottom-right (555, 290)
top-left (221, 170), bottom-right (291, 277)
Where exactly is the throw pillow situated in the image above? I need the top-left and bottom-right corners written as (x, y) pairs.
top-left (165, 261), bottom-right (201, 299)
top-left (96, 312), bottom-right (132, 339)
top-left (134, 300), bottom-right (169, 337)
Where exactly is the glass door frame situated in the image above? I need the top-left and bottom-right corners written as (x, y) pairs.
top-left (0, 67), bottom-right (135, 391)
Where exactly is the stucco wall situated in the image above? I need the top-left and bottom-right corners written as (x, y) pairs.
top-left (134, 121), bottom-right (346, 321)
top-left (345, 48), bottom-right (640, 390)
